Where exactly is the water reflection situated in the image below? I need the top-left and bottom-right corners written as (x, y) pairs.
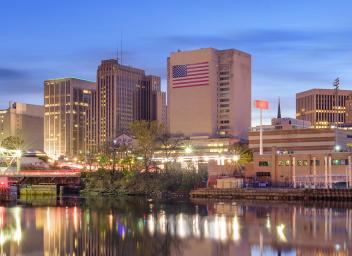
top-left (0, 197), bottom-right (351, 255)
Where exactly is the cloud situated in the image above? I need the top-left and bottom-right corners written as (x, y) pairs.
top-left (0, 68), bottom-right (28, 79)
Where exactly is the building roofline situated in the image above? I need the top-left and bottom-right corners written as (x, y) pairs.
top-left (44, 77), bottom-right (96, 83)
top-left (296, 88), bottom-right (352, 96)
top-left (170, 47), bottom-right (251, 57)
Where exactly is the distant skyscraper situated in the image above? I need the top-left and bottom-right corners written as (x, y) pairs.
top-left (44, 78), bottom-right (96, 159)
top-left (167, 48), bottom-right (251, 138)
top-left (0, 102), bottom-right (44, 150)
top-left (94, 59), bottom-right (165, 149)
top-left (296, 88), bottom-right (352, 128)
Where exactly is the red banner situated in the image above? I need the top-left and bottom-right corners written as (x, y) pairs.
top-left (255, 100), bottom-right (269, 109)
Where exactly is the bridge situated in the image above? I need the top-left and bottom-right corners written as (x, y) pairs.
top-left (0, 170), bottom-right (82, 187)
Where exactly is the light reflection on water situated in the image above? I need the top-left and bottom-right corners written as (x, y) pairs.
top-left (0, 197), bottom-right (351, 255)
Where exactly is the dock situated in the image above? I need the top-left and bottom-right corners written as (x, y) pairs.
top-left (190, 188), bottom-right (352, 201)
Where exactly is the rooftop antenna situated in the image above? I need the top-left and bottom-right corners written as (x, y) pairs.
top-left (120, 32), bottom-right (123, 64)
top-left (116, 46), bottom-right (119, 63)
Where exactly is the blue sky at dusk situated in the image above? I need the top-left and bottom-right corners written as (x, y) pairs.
top-left (1, 0), bottom-right (352, 124)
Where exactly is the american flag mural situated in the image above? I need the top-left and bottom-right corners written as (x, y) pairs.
top-left (172, 61), bottom-right (209, 88)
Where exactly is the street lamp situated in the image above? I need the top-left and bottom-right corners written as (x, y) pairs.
top-left (333, 77), bottom-right (340, 149)
top-left (185, 146), bottom-right (193, 154)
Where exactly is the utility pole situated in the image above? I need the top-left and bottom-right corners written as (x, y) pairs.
top-left (333, 77), bottom-right (340, 151)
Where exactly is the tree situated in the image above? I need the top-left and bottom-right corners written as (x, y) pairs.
top-left (1, 136), bottom-right (24, 150)
top-left (156, 130), bottom-right (183, 171)
top-left (129, 120), bottom-right (163, 172)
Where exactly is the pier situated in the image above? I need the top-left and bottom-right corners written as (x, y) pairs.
top-left (190, 188), bottom-right (352, 201)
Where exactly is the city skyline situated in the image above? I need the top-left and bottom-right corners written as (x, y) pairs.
top-left (1, 0), bottom-right (352, 124)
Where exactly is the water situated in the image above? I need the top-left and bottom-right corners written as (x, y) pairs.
top-left (0, 197), bottom-right (351, 256)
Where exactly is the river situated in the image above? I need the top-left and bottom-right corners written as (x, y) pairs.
top-left (0, 197), bottom-right (351, 255)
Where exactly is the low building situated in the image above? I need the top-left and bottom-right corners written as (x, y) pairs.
top-left (296, 88), bottom-right (352, 128)
top-left (0, 102), bottom-right (44, 150)
top-left (248, 149), bottom-right (352, 188)
top-left (153, 136), bottom-right (243, 183)
top-left (249, 128), bottom-right (352, 154)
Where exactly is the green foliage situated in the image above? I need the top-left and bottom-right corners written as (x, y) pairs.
top-left (1, 136), bottom-right (24, 150)
top-left (129, 120), bottom-right (164, 171)
top-left (80, 166), bottom-right (208, 196)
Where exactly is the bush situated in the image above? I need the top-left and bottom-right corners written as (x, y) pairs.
top-left (80, 166), bottom-right (208, 196)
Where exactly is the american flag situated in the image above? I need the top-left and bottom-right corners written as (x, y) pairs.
top-left (172, 61), bottom-right (209, 88)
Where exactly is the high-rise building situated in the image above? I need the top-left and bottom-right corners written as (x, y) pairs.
top-left (167, 48), bottom-right (251, 139)
top-left (44, 78), bottom-right (96, 159)
top-left (296, 88), bottom-right (352, 128)
top-left (94, 59), bottom-right (165, 149)
top-left (0, 102), bottom-right (44, 150)
top-left (345, 93), bottom-right (352, 124)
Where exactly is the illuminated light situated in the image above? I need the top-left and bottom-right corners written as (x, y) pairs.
top-left (335, 145), bottom-right (341, 151)
top-left (233, 155), bottom-right (240, 162)
top-left (255, 100), bottom-right (269, 109)
top-left (15, 149), bottom-right (22, 157)
top-left (185, 146), bottom-right (193, 154)
top-left (192, 214), bottom-right (200, 238)
top-left (148, 214), bottom-right (155, 235)
top-left (204, 219), bottom-right (209, 238)
top-left (266, 217), bottom-right (271, 230)
top-left (276, 224), bottom-right (287, 242)
top-left (219, 215), bottom-right (227, 241)
top-left (108, 213), bottom-right (113, 230)
top-left (232, 215), bottom-right (240, 241)
top-left (177, 213), bottom-right (187, 238)
top-left (158, 211), bottom-right (167, 234)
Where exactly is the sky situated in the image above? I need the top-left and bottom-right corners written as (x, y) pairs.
top-left (1, 0), bottom-right (352, 125)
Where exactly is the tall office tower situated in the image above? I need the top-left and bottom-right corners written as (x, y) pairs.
top-left (346, 94), bottom-right (352, 124)
top-left (0, 102), bottom-right (44, 150)
top-left (296, 88), bottom-right (352, 128)
top-left (167, 48), bottom-right (251, 139)
top-left (134, 75), bottom-right (167, 126)
top-left (95, 59), bottom-right (165, 148)
top-left (44, 78), bottom-right (96, 159)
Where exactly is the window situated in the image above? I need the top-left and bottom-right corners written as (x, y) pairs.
top-left (219, 125), bottom-right (230, 129)
top-left (256, 172), bottom-right (271, 177)
top-left (278, 161), bottom-right (285, 166)
top-left (259, 161), bottom-right (270, 166)
top-left (285, 160), bottom-right (291, 166)
top-left (297, 160), bottom-right (302, 166)
top-left (220, 104), bottom-right (229, 108)
top-left (220, 88), bottom-right (229, 91)
top-left (332, 159), bottom-right (349, 165)
top-left (310, 160), bottom-right (320, 166)
top-left (303, 160), bottom-right (308, 166)
top-left (219, 99), bottom-right (229, 102)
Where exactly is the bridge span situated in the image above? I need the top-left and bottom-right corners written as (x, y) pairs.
top-left (0, 170), bottom-right (82, 187)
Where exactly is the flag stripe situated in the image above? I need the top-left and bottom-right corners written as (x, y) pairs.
top-left (173, 76), bottom-right (209, 82)
top-left (173, 79), bottom-right (209, 85)
top-left (172, 61), bottom-right (209, 88)
top-left (173, 83), bottom-right (209, 89)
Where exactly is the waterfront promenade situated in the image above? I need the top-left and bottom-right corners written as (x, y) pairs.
top-left (190, 187), bottom-right (352, 201)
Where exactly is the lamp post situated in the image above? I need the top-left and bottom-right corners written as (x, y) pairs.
top-left (255, 100), bottom-right (269, 155)
top-left (333, 77), bottom-right (340, 151)
top-left (301, 108), bottom-right (306, 128)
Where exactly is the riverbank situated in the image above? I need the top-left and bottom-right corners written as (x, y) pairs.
top-left (190, 187), bottom-right (352, 201)
top-left (80, 168), bottom-right (207, 198)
